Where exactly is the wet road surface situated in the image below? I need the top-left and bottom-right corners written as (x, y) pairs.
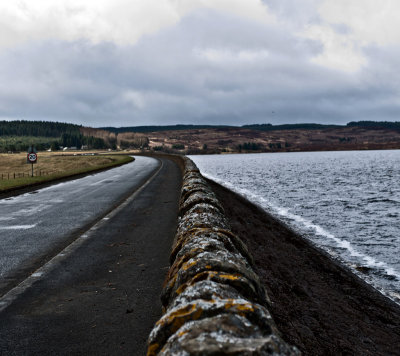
top-left (0, 156), bottom-right (159, 294)
top-left (0, 156), bottom-right (181, 355)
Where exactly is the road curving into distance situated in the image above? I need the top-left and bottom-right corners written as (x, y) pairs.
top-left (0, 156), bottom-right (159, 295)
top-left (0, 155), bottom-right (182, 355)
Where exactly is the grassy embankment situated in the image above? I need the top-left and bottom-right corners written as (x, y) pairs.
top-left (0, 152), bottom-right (134, 192)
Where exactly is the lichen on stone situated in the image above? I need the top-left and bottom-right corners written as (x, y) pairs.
top-left (179, 191), bottom-right (224, 217)
top-left (147, 157), bottom-right (300, 356)
top-left (160, 314), bottom-right (300, 355)
top-left (148, 299), bottom-right (280, 356)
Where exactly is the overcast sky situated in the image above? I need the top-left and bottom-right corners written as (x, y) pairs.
top-left (1, 0), bottom-right (399, 127)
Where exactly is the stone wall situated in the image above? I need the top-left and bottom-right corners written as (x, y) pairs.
top-left (147, 157), bottom-right (300, 355)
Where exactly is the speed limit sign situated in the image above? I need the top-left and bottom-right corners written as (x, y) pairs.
top-left (27, 152), bottom-right (37, 164)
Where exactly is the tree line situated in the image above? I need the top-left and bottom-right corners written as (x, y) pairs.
top-left (0, 120), bottom-right (109, 152)
top-left (0, 120), bottom-right (81, 137)
top-left (101, 124), bottom-right (230, 134)
top-left (101, 121), bottom-right (400, 134)
top-left (347, 121), bottom-right (400, 130)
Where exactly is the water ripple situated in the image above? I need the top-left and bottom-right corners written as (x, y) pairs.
top-left (190, 150), bottom-right (400, 304)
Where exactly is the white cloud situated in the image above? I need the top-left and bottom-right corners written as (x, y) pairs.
top-left (0, 0), bottom-right (274, 50)
top-left (299, 0), bottom-right (400, 73)
top-left (121, 90), bottom-right (146, 109)
top-left (0, 0), bottom-right (180, 48)
top-left (194, 48), bottom-right (269, 63)
top-left (303, 25), bottom-right (367, 73)
top-left (319, 0), bottom-right (400, 46)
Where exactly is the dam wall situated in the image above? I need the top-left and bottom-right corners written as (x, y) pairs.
top-left (147, 157), bottom-right (300, 355)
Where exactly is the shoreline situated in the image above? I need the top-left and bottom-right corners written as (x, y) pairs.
top-left (204, 173), bottom-right (400, 307)
top-left (188, 147), bottom-right (400, 155)
top-left (208, 178), bottom-right (400, 355)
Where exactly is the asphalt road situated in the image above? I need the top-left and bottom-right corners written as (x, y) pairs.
top-left (0, 156), bottom-right (182, 355)
top-left (0, 156), bottom-right (159, 294)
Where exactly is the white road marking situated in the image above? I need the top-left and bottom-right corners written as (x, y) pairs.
top-left (0, 159), bottom-right (162, 313)
top-left (0, 225), bottom-right (36, 230)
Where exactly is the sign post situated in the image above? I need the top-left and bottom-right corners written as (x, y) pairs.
top-left (27, 146), bottom-right (37, 177)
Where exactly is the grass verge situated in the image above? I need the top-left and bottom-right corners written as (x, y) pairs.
top-left (0, 153), bottom-right (134, 193)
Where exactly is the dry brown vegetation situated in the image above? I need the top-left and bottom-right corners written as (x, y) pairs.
top-left (0, 152), bottom-right (123, 175)
top-left (0, 152), bottom-right (133, 191)
top-left (80, 127), bottom-right (117, 146)
top-left (79, 127), bottom-right (149, 149)
top-left (117, 132), bottom-right (149, 148)
top-left (146, 126), bottom-right (400, 153)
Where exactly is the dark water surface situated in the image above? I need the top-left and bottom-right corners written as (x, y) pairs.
top-left (190, 150), bottom-right (400, 303)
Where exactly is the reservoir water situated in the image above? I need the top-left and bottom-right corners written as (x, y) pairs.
top-left (189, 150), bottom-right (400, 304)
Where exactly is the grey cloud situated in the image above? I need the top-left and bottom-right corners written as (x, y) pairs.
top-left (263, 0), bottom-right (322, 27)
top-left (0, 8), bottom-right (399, 127)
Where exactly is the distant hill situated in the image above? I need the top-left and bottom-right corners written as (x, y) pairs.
top-left (100, 124), bottom-right (231, 134)
top-left (242, 123), bottom-right (342, 131)
top-left (2, 120), bottom-right (400, 153)
top-left (101, 123), bottom-right (343, 133)
top-left (136, 121), bottom-right (400, 154)
top-left (102, 121), bottom-right (400, 134)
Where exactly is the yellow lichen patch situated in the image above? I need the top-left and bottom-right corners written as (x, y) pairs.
top-left (190, 246), bottom-right (203, 253)
top-left (165, 273), bottom-right (178, 290)
top-left (190, 271), bottom-right (217, 283)
top-left (218, 273), bottom-right (241, 281)
top-left (223, 299), bottom-right (255, 314)
top-left (172, 316), bottom-right (189, 331)
top-left (205, 265), bottom-right (212, 269)
top-left (160, 303), bottom-right (207, 335)
top-left (173, 247), bottom-right (203, 270)
top-left (235, 304), bottom-right (255, 315)
top-left (146, 342), bottom-right (159, 356)
top-left (175, 270), bottom-right (221, 296)
top-left (191, 307), bottom-right (204, 321)
top-left (167, 304), bottom-right (197, 321)
top-left (173, 227), bottom-right (214, 249)
top-left (177, 329), bottom-right (189, 337)
top-left (182, 259), bottom-right (199, 271)
top-left (176, 282), bottom-right (189, 295)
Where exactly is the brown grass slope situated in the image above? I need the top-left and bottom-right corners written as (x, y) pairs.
top-left (143, 126), bottom-right (400, 153)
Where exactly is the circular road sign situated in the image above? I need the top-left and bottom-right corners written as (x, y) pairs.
top-left (27, 152), bottom-right (37, 163)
